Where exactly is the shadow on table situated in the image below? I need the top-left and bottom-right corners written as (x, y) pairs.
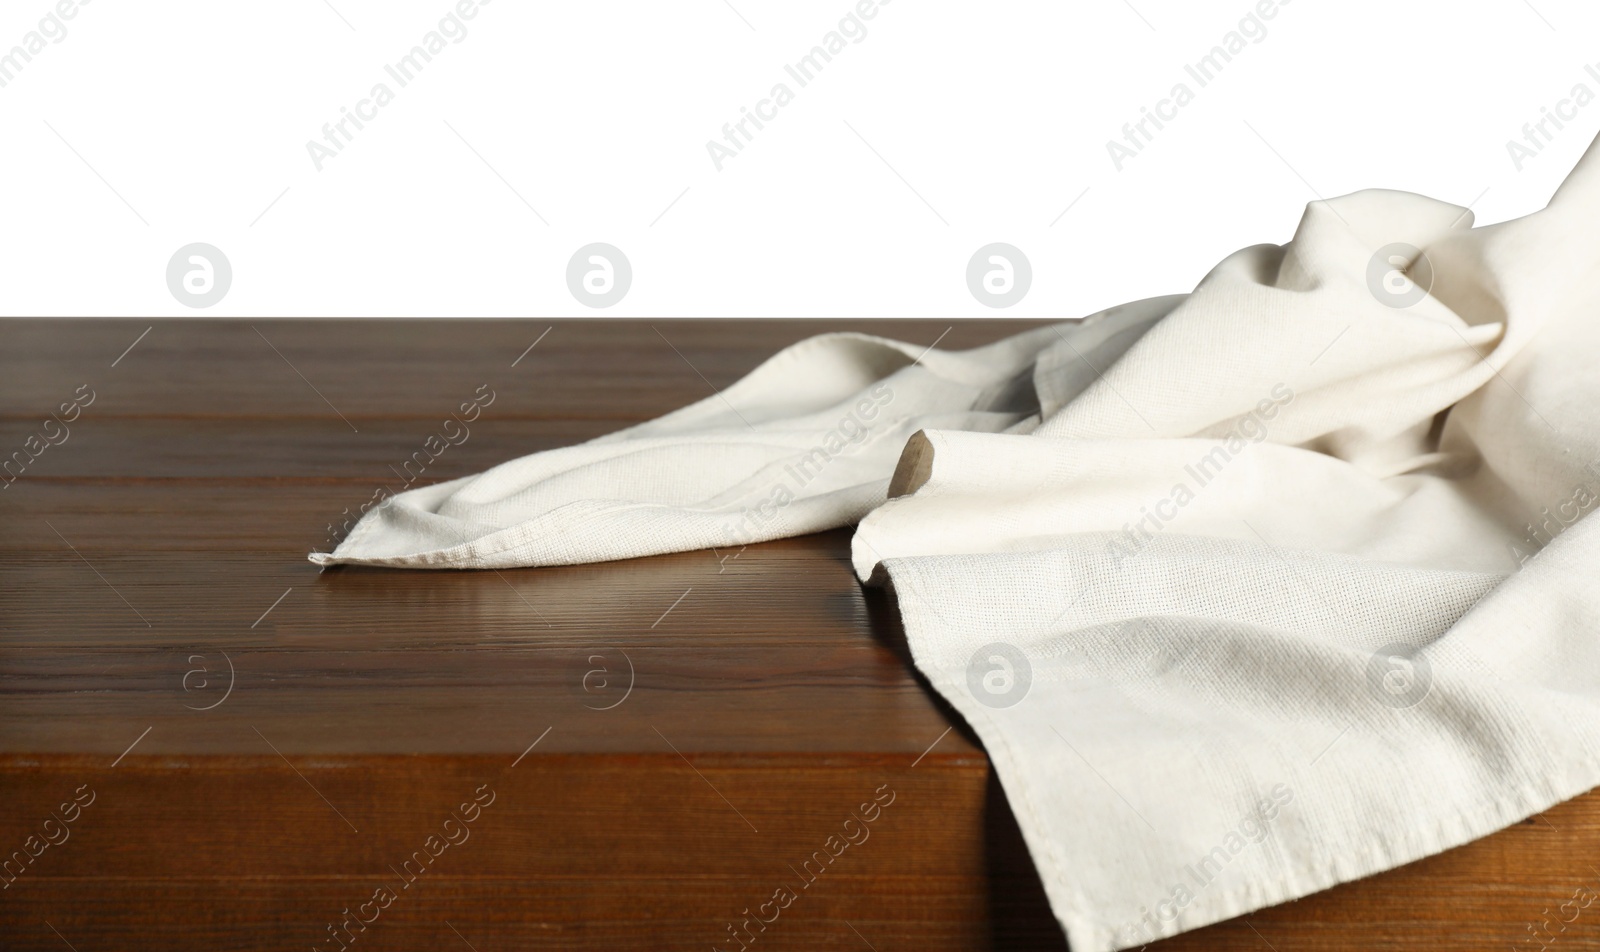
top-left (863, 585), bottom-right (1071, 951)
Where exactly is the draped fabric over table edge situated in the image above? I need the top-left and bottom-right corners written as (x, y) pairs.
top-left (313, 134), bottom-right (1600, 951)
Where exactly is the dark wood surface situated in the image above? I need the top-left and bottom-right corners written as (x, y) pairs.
top-left (1, 319), bottom-right (1596, 951)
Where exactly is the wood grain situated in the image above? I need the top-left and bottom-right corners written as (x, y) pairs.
top-left (1, 319), bottom-right (1596, 951)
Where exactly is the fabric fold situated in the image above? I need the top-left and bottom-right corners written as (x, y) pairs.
top-left (309, 305), bottom-right (1172, 568)
top-left (313, 132), bottom-right (1600, 952)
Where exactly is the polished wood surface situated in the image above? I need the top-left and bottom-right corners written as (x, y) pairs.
top-left (1, 319), bottom-right (1596, 951)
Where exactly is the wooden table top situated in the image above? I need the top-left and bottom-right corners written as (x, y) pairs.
top-left (1, 319), bottom-right (1596, 951)
top-left (0, 319), bottom-right (1008, 761)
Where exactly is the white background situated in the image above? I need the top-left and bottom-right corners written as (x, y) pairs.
top-left (1, 0), bottom-right (1597, 318)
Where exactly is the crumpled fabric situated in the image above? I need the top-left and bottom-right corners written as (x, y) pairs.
top-left (313, 133), bottom-right (1600, 951)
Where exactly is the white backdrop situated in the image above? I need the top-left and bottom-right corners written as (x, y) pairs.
top-left (1, 0), bottom-right (1596, 318)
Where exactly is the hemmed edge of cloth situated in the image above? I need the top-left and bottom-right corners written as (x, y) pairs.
top-left (882, 559), bottom-right (1600, 952)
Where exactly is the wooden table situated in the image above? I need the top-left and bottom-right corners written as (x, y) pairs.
top-left (1, 319), bottom-right (1596, 951)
